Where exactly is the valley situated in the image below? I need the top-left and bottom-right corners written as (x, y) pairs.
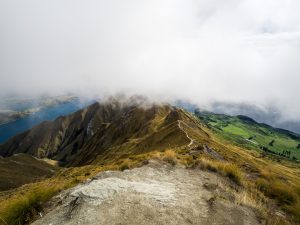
top-left (195, 111), bottom-right (300, 161)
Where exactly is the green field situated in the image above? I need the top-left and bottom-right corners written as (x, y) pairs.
top-left (196, 111), bottom-right (300, 161)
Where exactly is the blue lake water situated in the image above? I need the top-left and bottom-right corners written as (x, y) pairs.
top-left (0, 101), bottom-right (90, 144)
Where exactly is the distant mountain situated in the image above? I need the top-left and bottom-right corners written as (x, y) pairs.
top-left (195, 110), bottom-right (300, 161)
top-left (208, 102), bottom-right (300, 134)
top-left (175, 101), bottom-right (300, 134)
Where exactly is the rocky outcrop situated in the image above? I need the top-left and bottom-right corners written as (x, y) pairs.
top-left (32, 160), bottom-right (259, 225)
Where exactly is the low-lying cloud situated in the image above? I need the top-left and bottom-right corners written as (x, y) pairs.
top-left (0, 0), bottom-right (300, 121)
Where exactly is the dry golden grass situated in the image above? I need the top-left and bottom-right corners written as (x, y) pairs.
top-left (1, 136), bottom-right (300, 225)
top-left (152, 151), bottom-right (162, 159)
top-left (194, 124), bottom-right (300, 224)
top-left (196, 157), bottom-right (243, 185)
top-left (235, 189), bottom-right (264, 210)
top-left (0, 152), bottom-right (158, 225)
top-left (0, 184), bottom-right (61, 225)
top-left (2, 109), bottom-right (300, 224)
top-left (162, 149), bottom-right (177, 165)
top-left (0, 164), bottom-right (110, 225)
top-left (119, 159), bottom-right (132, 171)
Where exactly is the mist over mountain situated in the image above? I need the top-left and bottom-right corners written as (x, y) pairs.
top-left (1, 0), bottom-right (300, 123)
top-left (1, 1), bottom-right (300, 225)
top-left (207, 102), bottom-right (300, 134)
top-left (175, 100), bottom-right (300, 134)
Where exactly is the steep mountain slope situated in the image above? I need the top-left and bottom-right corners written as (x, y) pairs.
top-left (0, 154), bottom-right (58, 191)
top-left (0, 101), bottom-right (208, 166)
top-left (196, 110), bottom-right (300, 161)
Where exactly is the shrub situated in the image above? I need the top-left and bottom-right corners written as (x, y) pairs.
top-left (162, 150), bottom-right (177, 166)
top-left (182, 156), bottom-right (195, 167)
top-left (218, 163), bottom-right (243, 186)
top-left (152, 151), bottom-right (161, 160)
top-left (119, 160), bottom-right (131, 171)
top-left (198, 158), bottom-right (218, 172)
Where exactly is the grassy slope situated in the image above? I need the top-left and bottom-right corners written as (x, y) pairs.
top-left (0, 151), bottom-right (163, 225)
top-left (1, 108), bottom-right (300, 224)
top-left (191, 120), bottom-right (300, 224)
top-left (197, 112), bottom-right (300, 160)
top-left (0, 154), bottom-right (59, 191)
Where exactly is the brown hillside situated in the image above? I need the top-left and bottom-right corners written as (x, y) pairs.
top-left (0, 101), bottom-right (208, 166)
top-left (0, 154), bottom-right (58, 191)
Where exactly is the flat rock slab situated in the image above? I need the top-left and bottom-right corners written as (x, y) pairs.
top-left (33, 161), bottom-right (259, 225)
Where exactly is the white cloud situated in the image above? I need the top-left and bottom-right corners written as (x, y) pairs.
top-left (0, 0), bottom-right (300, 120)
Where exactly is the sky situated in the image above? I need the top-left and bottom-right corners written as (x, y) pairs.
top-left (0, 0), bottom-right (300, 121)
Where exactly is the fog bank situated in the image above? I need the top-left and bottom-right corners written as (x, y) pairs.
top-left (0, 0), bottom-right (300, 121)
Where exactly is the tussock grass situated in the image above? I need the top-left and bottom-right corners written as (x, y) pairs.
top-left (0, 185), bottom-right (57, 225)
top-left (256, 178), bottom-right (298, 205)
top-left (255, 177), bottom-right (300, 222)
top-left (162, 150), bottom-right (177, 165)
top-left (197, 157), bottom-right (243, 185)
top-left (119, 159), bottom-right (131, 171)
top-left (0, 166), bottom-right (113, 224)
top-left (1, 144), bottom-right (299, 225)
top-left (235, 189), bottom-right (264, 210)
top-left (218, 163), bottom-right (243, 185)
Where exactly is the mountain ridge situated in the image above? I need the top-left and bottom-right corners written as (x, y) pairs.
top-left (0, 101), bottom-right (208, 166)
top-left (0, 100), bottom-right (300, 224)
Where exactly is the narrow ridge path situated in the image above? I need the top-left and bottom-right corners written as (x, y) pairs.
top-left (178, 120), bottom-right (195, 147)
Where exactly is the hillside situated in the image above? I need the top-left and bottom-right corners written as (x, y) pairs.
top-left (0, 100), bottom-right (207, 166)
top-left (0, 101), bottom-right (300, 225)
top-left (195, 110), bottom-right (300, 161)
top-left (0, 154), bottom-right (58, 191)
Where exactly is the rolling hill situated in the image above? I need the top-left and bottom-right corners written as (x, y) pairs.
top-left (195, 110), bottom-right (300, 161)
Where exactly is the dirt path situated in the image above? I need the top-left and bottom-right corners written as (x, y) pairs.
top-left (32, 161), bottom-right (259, 225)
top-left (178, 120), bottom-right (195, 147)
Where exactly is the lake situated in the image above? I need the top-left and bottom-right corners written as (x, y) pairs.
top-left (0, 101), bottom-right (89, 144)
